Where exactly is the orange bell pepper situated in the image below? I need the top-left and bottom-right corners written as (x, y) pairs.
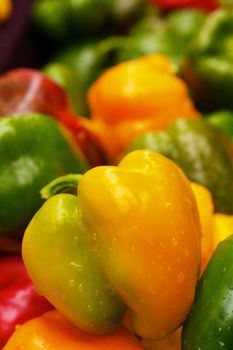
top-left (88, 54), bottom-right (199, 162)
top-left (3, 310), bottom-right (143, 350)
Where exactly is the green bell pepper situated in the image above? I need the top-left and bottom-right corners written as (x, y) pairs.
top-left (22, 192), bottom-right (126, 334)
top-left (126, 118), bottom-right (233, 214)
top-left (182, 8), bottom-right (233, 110)
top-left (205, 110), bottom-right (233, 143)
top-left (0, 113), bottom-right (88, 241)
top-left (182, 234), bottom-right (233, 350)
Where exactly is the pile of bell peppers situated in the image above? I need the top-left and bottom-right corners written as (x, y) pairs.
top-left (2, 1), bottom-right (233, 349)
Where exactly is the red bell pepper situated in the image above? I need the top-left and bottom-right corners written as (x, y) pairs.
top-left (0, 69), bottom-right (108, 167)
top-left (0, 254), bottom-right (53, 348)
top-left (150, 0), bottom-right (219, 11)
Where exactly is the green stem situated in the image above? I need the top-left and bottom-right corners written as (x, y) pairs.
top-left (40, 174), bottom-right (83, 200)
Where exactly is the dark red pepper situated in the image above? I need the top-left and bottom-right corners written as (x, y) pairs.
top-left (150, 0), bottom-right (219, 11)
top-left (0, 69), bottom-right (108, 167)
top-left (0, 254), bottom-right (53, 348)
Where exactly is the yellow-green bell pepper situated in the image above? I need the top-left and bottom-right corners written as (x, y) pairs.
top-left (22, 150), bottom-right (201, 340)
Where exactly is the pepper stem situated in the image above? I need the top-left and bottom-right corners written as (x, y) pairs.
top-left (40, 174), bottom-right (83, 200)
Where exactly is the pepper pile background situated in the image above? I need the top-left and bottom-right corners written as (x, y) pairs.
top-left (1, 0), bottom-right (233, 349)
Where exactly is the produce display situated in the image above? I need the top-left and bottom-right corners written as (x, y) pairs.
top-left (1, 0), bottom-right (233, 349)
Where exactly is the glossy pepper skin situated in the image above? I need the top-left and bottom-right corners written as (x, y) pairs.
top-left (182, 9), bottom-right (233, 110)
top-left (127, 118), bottom-right (233, 214)
top-left (182, 234), bottom-right (233, 349)
top-left (77, 150), bottom-right (201, 339)
top-left (32, 0), bottom-right (145, 41)
top-left (0, 113), bottom-right (88, 242)
top-left (3, 310), bottom-right (143, 350)
top-left (0, 255), bottom-right (53, 348)
top-left (0, 68), bottom-right (108, 167)
top-left (88, 54), bottom-right (199, 162)
top-left (23, 150), bottom-right (201, 340)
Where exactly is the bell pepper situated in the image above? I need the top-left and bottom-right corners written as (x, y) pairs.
top-left (0, 68), bottom-right (108, 167)
top-left (182, 234), bottom-right (233, 349)
top-left (0, 113), bottom-right (88, 247)
top-left (22, 149), bottom-right (201, 340)
top-left (150, 0), bottom-right (219, 12)
top-left (3, 310), bottom-right (143, 350)
top-left (126, 118), bottom-right (233, 214)
top-left (0, 255), bottom-right (53, 348)
top-left (88, 54), bottom-right (199, 162)
top-left (182, 8), bottom-right (233, 110)
top-left (206, 110), bottom-right (233, 143)
top-left (32, 0), bottom-right (145, 41)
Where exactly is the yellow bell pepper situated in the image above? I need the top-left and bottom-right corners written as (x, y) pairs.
top-left (22, 150), bottom-right (201, 341)
top-left (88, 54), bottom-right (199, 162)
top-left (77, 150), bottom-right (201, 339)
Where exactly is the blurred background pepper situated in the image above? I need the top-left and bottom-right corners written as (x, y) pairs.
top-left (0, 113), bottom-right (89, 251)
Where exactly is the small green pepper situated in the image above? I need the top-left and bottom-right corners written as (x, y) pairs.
top-left (126, 118), bottom-right (233, 214)
top-left (0, 113), bottom-right (88, 241)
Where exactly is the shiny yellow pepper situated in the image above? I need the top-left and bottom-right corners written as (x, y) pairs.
top-left (78, 150), bottom-right (201, 339)
top-left (22, 150), bottom-right (201, 341)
